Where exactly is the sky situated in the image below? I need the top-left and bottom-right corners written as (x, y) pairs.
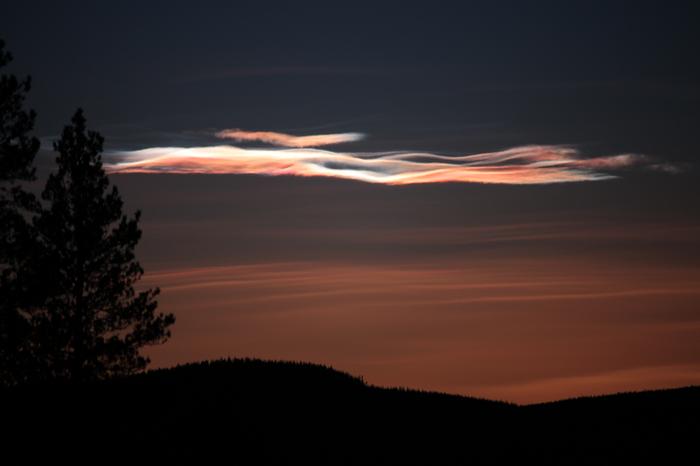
top-left (3, 0), bottom-right (700, 403)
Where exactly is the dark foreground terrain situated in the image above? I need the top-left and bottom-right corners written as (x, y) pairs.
top-left (3, 359), bottom-right (698, 464)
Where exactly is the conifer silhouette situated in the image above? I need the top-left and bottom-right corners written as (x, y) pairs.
top-left (29, 109), bottom-right (174, 382)
top-left (0, 39), bottom-right (40, 386)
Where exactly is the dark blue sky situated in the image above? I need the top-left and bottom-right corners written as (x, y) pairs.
top-left (5, 1), bottom-right (697, 218)
top-left (4, 1), bottom-right (699, 160)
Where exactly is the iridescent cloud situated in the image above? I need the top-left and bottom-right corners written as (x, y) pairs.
top-left (215, 129), bottom-right (365, 147)
top-left (106, 143), bottom-right (647, 185)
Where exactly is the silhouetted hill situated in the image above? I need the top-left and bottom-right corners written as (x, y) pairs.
top-left (2, 358), bottom-right (698, 464)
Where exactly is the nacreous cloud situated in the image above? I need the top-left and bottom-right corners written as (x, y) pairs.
top-left (215, 129), bottom-right (365, 147)
top-left (106, 144), bottom-right (650, 185)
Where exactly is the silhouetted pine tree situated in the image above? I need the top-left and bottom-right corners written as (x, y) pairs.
top-left (0, 39), bottom-right (40, 386)
top-left (29, 108), bottom-right (174, 382)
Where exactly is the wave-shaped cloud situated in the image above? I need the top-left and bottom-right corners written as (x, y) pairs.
top-left (106, 144), bottom-right (648, 185)
top-left (215, 129), bottom-right (365, 147)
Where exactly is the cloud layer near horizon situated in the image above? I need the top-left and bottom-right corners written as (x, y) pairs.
top-left (140, 259), bottom-right (700, 403)
top-left (106, 143), bottom-right (646, 185)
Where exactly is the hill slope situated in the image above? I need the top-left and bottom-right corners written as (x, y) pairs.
top-left (3, 358), bottom-right (698, 464)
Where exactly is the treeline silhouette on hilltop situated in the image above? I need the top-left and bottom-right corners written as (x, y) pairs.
top-left (3, 358), bottom-right (699, 465)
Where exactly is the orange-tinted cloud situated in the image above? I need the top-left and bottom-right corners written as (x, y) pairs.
top-left (215, 129), bottom-right (365, 147)
top-left (107, 144), bottom-right (648, 185)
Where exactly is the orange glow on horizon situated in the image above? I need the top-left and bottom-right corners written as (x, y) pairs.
top-left (141, 258), bottom-right (700, 404)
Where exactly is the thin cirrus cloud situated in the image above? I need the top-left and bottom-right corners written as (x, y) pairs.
top-left (106, 130), bottom-right (658, 185)
top-left (140, 259), bottom-right (700, 403)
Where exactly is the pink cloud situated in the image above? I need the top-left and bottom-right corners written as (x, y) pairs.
top-left (215, 129), bottom-right (365, 147)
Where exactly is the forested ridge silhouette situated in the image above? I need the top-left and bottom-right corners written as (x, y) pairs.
top-left (3, 358), bottom-right (698, 464)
